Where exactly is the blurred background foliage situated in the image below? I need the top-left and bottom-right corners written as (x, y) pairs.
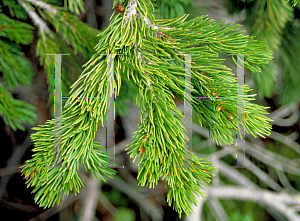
top-left (0, 0), bottom-right (300, 221)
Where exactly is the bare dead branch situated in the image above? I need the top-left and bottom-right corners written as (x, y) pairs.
top-left (106, 176), bottom-right (164, 221)
top-left (28, 190), bottom-right (86, 221)
top-left (79, 178), bottom-right (100, 221)
top-left (0, 128), bottom-right (33, 198)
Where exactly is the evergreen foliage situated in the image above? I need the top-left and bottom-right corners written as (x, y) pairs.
top-left (0, 5), bottom-right (36, 131)
top-left (0, 82), bottom-right (36, 131)
top-left (287, 0), bottom-right (300, 6)
top-left (0, 0), bottom-right (101, 131)
top-left (223, 0), bottom-right (300, 105)
top-left (29, 0), bottom-right (100, 116)
top-left (19, 0), bottom-right (274, 218)
top-left (152, 0), bottom-right (194, 19)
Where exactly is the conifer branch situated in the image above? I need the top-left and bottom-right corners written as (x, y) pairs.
top-left (124, 0), bottom-right (161, 98)
top-left (124, 0), bottom-right (137, 30)
top-left (20, 0), bottom-right (273, 217)
top-left (287, 0), bottom-right (300, 6)
top-left (17, 0), bottom-right (53, 39)
top-left (0, 83), bottom-right (36, 131)
top-left (24, 0), bottom-right (58, 15)
top-left (137, 14), bottom-right (172, 30)
top-left (0, 13), bottom-right (34, 44)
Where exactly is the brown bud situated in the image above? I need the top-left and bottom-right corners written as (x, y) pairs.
top-left (147, 169), bottom-right (150, 177)
top-left (139, 146), bottom-right (145, 155)
top-left (168, 169), bottom-right (171, 175)
top-left (218, 106), bottom-right (226, 111)
top-left (116, 4), bottom-right (125, 14)
top-left (201, 169), bottom-right (207, 172)
top-left (142, 135), bottom-right (148, 143)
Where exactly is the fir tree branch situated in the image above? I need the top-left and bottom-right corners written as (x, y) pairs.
top-left (18, 0), bottom-right (98, 118)
top-left (224, 0), bottom-right (298, 101)
top-left (0, 40), bottom-right (35, 90)
top-left (124, 2), bottom-right (177, 99)
top-left (21, 0), bottom-right (274, 216)
top-left (123, 0), bottom-right (137, 30)
top-left (65, 0), bottom-right (85, 15)
top-left (153, 0), bottom-right (197, 20)
top-left (137, 14), bottom-right (172, 30)
top-left (2, 0), bottom-right (28, 19)
top-left (0, 83), bottom-right (36, 131)
top-left (24, 0), bottom-right (58, 15)
top-left (125, 10), bottom-right (216, 217)
top-left (21, 44), bottom-right (117, 208)
top-left (124, 0), bottom-right (159, 98)
top-left (17, 0), bottom-right (53, 39)
top-left (124, 0), bottom-right (171, 31)
top-left (122, 0), bottom-right (271, 217)
top-left (287, 0), bottom-right (300, 6)
top-left (0, 13), bottom-right (34, 44)
top-left (23, 0), bottom-right (96, 57)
